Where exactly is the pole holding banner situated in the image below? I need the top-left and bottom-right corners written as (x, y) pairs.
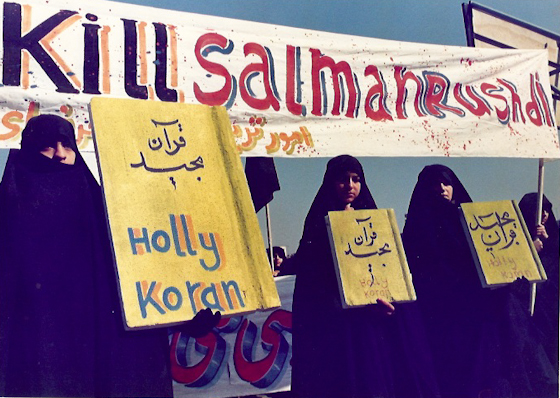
top-left (266, 203), bottom-right (274, 273)
top-left (530, 158), bottom-right (546, 316)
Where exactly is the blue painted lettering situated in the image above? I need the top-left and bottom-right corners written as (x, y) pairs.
top-left (198, 232), bottom-right (221, 271)
top-left (136, 281), bottom-right (166, 318)
top-left (200, 284), bottom-right (226, 312)
top-left (151, 229), bottom-right (171, 252)
top-left (185, 281), bottom-right (202, 314)
top-left (222, 280), bottom-right (245, 310)
top-left (163, 286), bottom-right (183, 311)
top-left (128, 227), bottom-right (151, 255)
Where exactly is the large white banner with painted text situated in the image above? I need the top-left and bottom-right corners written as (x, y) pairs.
top-left (0, 0), bottom-right (558, 158)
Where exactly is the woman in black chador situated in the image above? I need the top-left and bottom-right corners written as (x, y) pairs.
top-left (291, 155), bottom-right (439, 398)
top-left (0, 115), bottom-right (174, 397)
top-left (402, 165), bottom-right (557, 398)
top-left (519, 193), bottom-right (559, 373)
top-left (402, 165), bottom-right (482, 398)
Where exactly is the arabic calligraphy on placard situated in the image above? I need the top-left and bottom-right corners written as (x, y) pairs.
top-left (343, 216), bottom-right (392, 291)
top-left (130, 118), bottom-right (204, 187)
top-left (344, 216), bottom-right (392, 259)
top-left (460, 200), bottom-right (546, 287)
top-left (468, 211), bottom-right (520, 258)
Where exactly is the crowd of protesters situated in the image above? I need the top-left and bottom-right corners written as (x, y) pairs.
top-left (0, 116), bottom-right (557, 398)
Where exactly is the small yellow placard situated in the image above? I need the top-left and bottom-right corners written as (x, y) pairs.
top-left (90, 98), bottom-right (280, 329)
top-left (460, 200), bottom-right (546, 287)
top-left (326, 209), bottom-right (416, 307)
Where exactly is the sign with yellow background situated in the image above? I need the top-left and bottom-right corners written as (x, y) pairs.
top-left (326, 209), bottom-right (416, 307)
top-left (90, 98), bottom-right (280, 329)
top-left (460, 200), bottom-right (546, 287)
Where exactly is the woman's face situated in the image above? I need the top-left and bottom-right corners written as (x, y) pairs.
top-left (273, 253), bottom-right (283, 267)
top-left (334, 171), bottom-right (361, 205)
top-left (542, 209), bottom-right (549, 224)
top-left (40, 141), bottom-right (76, 165)
top-left (440, 183), bottom-right (453, 202)
top-left (432, 181), bottom-right (453, 202)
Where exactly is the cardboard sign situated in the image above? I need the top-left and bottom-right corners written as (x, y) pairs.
top-left (90, 98), bottom-right (280, 329)
top-left (325, 209), bottom-right (416, 307)
top-left (460, 200), bottom-right (547, 287)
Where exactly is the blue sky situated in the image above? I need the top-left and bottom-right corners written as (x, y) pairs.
top-left (2, 0), bottom-right (558, 254)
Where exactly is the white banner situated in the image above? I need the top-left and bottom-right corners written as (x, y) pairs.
top-left (171, 275), bottom-right (294, 398)
top-left (0, 0), bottom-right (558, 158)
top-left (464, 2), bottom-right (560, 134)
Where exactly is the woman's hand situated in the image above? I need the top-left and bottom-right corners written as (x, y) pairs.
top-left (178, 308), bottom-right (221, 337)
top-left (535, 224), bottom-right (548, 240)
top-left (534, 237), bottom-right (544, 252)
top-left (344, 203), bottom-right (354, 211)
top-left (376, 298), bottom-right (395, 316)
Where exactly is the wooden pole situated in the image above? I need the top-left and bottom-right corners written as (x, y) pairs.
top-left (265, 203), bottom-right (274, 272)
top-left (530, 158), bottom-right (545, 316)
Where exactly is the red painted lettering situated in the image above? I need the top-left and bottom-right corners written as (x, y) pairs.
top-left (310, 48), bottom-right (357, 117)
top-left (364, 65), bottom-right (393, 121)
top-left (239, 43), bottom-right (280, 111)
top-left (193, 33), bottom-right (234, 106)
top-left (453, 84), bottom-right (491, 117)
top-left (286, 45), bottom-right (305, 116)
top-left (481, 83), bottom-right (510, 124)
top-left (394, 66), bottom-right (425, 119)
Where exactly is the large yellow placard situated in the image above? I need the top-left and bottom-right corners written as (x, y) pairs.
top-left (460, 200), bottom-right (546, 287)
top-left (90, 98), bottom-right (280, 329)
top-left (326, 209), bottom-right (416, 307)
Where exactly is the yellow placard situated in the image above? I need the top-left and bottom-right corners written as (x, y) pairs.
top-left (89, 98), bottom-right (280, 329)
top-left (460, 200), bottom-right (546, 287)
top-left (326, 209), bottom-right (416, 307)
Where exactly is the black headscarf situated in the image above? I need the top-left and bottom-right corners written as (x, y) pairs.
top-left (300, 155), bottom-right (377, 245)
top-left (21, 114), bottom-right (78, 153)
top-left (402, 164), bottom-right (472, 273)
top-left (294, 155), bottom-right (377, 306)
top-left (0, 114), bottom-right (104, 396)
top-left (403, 164), bottom-right (471, 231)
top-left (0, 115), bottom-right (173, 397)
top-left (519, 193), bottom-right (558, 243)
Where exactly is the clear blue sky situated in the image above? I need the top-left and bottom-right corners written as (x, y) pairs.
top-left (2, 0), bottom-right (559, 254)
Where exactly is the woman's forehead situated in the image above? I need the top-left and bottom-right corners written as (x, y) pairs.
top-left (423, 170), bottom-right (453, 185)
top-left (332, 169), bottom-right (361, 180)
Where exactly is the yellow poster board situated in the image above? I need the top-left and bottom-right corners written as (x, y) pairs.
top-left (460, 200), bottom-right (547, 287)
top-left (89, 98), bottom-right (280, 329)
top-left (325, 209), bottom-right (416, 307)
